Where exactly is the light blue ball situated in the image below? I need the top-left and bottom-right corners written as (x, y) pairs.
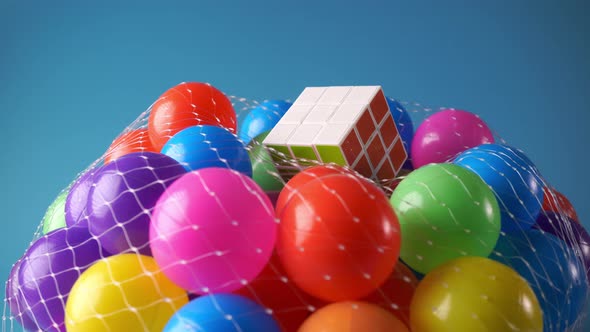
top-left (492, 230), bottom-right (588, 331)
top-left (238, 100), bottom-right (292, 145)
top-left (454, 143), bottom-right (544, 232)
top-left (164, 293), bottom-right (281, 332)
top-left (161, 125), bottom-right (252, 176)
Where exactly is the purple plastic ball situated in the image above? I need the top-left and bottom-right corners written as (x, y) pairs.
top-left (16, 226), bottom-right (107, 332)
top-left (6, 259), bottom-right (37, 331)
top-left (535, 212), bottom-right (590, 281)
top-left (87, 152), bottom-right (186, 255)
top-left (64, 168), bottom-right (96, 227)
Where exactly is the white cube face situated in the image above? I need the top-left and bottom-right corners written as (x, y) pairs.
top-left (263, 85), bottom-right (407, 181)
top-left (280, 104), bottom-right (313, 124)
top-left (293, 87), bottom-right (327, 105)
top-left (305, 105), bottom-right (338, 123)
top-left (314, 123), bottom-right (349, 146)
top-left (317, 86), bottom-right (353, 105)
top-left (329, 104), bottom-right (366, 124)
top-left (345, 86), bottom-right (380, 104)
top-left (288, 124), bottom-right (324, 145)
top-left (263, 123), bottom-right (298, 145)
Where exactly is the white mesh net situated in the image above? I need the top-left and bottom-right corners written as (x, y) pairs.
top-left (3, 82), bottom-right (589, 332)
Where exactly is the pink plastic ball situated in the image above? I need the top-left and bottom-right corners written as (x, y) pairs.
top-left (411, 109), bottom-right (494, 168)
top-left (149, 167), bottom-right (277, 295)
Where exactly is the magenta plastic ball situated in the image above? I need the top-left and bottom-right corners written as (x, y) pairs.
top-left (87, 152), bottom-right (186, 255)
top-left (16, 226), bottom-right (108, 332)
top-left (411, 109), bottom-right (494, 168)
top-left (150, 167), bottom-right (277, 295)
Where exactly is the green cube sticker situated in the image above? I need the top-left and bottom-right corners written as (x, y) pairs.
top-left (290, 146), bottom-right (320, 166)
top-left (266, 145), bottom-right (292, 166)
top-left (315, 145), bottom-right (346, 166)
top-left (267, 145), bottom-right (291, 157)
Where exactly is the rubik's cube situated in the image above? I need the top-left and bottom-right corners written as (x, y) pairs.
top-left (262, 86), bottom-right (407, 181)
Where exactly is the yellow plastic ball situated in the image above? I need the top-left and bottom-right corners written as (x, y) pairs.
top-left (65, 254), bottom-right (188, 332)
top-left (410, 256), bottom-right (543, 332)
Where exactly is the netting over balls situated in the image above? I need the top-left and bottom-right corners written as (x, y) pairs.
top-left (3, 82), bottom-right (589, 332)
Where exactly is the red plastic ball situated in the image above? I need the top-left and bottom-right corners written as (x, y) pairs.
top-left (235, 253), bottom-right (324, 332)
top-left (542, 187), bottom-right (579, 222)
top-left (104, 129), bottom-right (157, 164)
top-left (275, 165), bottom-right (354, 217)
top-left (148, 82), bottom-right (236, 150)
top-left (278, 173), bottom-right (401, 302)
top-left (362, 261), bottom-right (418, 328)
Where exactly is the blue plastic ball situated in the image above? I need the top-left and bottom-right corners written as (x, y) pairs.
top-left (454, 144), bottom-right (543, 232)
top-left (163, 293), bottom-right (281, 332)
top-left (492, 229), bottom-right (588, 331)
top-left (238, 100), bottom-right (292, 145)
top-left (386, 98), bottom-right (414, 170)
top-left (161, 125), bottom-right (252, 176)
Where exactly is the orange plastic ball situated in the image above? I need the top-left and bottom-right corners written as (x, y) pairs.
top-left (103, 129), bottom-right (157, 164)
top-left (148, 82), bottom-right (236, 150)
top-left (298, 301), bottom-right (409, 332)
top-left (275, 164), bottom-right (354, 217)
top-left (278, 173), bottom-right (401, 302)
top-left (362, 261), bottom-right (418, 327)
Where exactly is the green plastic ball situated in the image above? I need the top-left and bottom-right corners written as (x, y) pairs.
top-left (42, 190), bottom-right (68, 234)
top-left (248, 132), bottom-right (284, 192)
top-left (390, 163), bottom-right (501, 274)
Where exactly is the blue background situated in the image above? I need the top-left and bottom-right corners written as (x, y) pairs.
top-left (1, 0), bottom-right (589, 329)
